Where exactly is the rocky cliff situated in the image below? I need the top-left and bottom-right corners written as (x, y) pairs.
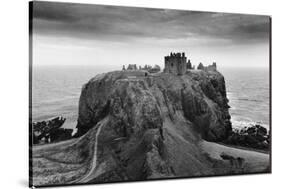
top-left (75, 70), bottom-right (231, 141)
top-left (72, 69), bottom-right (232, 181)
top-left (32, 70), bottom-right (270, 186)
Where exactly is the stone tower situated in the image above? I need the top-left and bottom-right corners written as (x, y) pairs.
top-left (164, 52), bottom-right (187, 75)
top-left (186, 59), bottom-right (192, 69)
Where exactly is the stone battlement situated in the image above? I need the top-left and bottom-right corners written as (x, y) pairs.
top-left (164, 52), bottom-right (193, 75)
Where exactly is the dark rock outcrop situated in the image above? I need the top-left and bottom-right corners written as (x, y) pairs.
top-left (224, 124), bottom-right (270, 150)
top-left (32, 116), bottom-right (73, 144)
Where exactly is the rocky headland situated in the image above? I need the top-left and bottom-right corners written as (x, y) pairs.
top-left (32, 69), bottom-right (270, 186)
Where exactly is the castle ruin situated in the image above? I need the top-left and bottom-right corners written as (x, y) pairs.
top-left (164, 52), bottom-right (194, 75)
top-left (122, 52), bottom-right (217, 76)
top-left (164, 52), bottom-right (217, 75)
top-left (126, 64), bottom-right (138, 70)
top-left (122, 64), bottom-right (161, 73)
top-left (197, 62), bottom-right (217, 72)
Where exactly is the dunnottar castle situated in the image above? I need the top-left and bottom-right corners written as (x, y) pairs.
top-left (164, 52), bottom-right (217, 75)
top-left (122, 52), bottom-right (217, 75)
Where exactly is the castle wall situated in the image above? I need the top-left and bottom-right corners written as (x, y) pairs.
top-left (206, 63), bottom-right (217, 71)
top-left (164, 52), bottom-right (217, 74)
top-left (165, 56), bottom-right (180, 74)
top-left (197, 62), bottom-right (217, 72)
top-left (164, 53), bottom-right (187, 75)
top-left (178, 57), bottom-right (187, 75)
top-left (186, 59), bottom-right (192, 69)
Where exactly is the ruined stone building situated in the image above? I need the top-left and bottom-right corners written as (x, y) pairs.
top-left (164, 52), bottom-right (193, 75)
top-left (123, 64), bottom-right (161, 73)
top-left (208, 62), bottom-right (217, 71)
top-left (197, 62), bottom-right (217, 72)
top-left (140, 64), bottom-right (161, 73)
top-left (149, 65), bottom-right (161, 73)
top-left (186, 59), bottom-right (192, 69)
top-left (197, 62), bottom-right (204, 70)
top-left (127, 64), bottom-right (137, 70)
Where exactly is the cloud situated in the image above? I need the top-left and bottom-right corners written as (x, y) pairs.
top-left (32, 1), bottom-right (270, 44)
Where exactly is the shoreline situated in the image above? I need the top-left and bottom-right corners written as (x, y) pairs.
top-left (217, 142), bottom-right (269, 154)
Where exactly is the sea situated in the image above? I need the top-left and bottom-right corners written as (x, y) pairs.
top-left (31, 66), bottom-right (270, 130)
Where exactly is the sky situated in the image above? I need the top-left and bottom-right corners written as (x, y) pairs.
top-left (32, 1), bottom-right (270, 69)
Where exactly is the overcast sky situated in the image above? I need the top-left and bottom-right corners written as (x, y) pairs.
top-left (32, 1), bottom-right (270, 69)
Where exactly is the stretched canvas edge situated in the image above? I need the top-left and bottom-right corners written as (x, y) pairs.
top-left (28, 1), bottom-right (272, 188)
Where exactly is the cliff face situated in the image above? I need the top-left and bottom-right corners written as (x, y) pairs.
top-left (71, 70), bottom-right (232, 181)
top-left (76, 70), bottom-right (231, 141)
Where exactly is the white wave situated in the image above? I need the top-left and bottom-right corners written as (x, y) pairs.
top-left (231, 119), bottom-right (269, 130)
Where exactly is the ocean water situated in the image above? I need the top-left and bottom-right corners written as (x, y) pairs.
top-left (221, 67), bottom-right (270, 129)
top-left (31, 66), bottom-right (270, 130)
top-left (32, 66), bottom-right (103, 129)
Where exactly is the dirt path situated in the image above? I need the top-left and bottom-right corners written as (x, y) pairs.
top-left (78, 123), bottom-right (104, 183)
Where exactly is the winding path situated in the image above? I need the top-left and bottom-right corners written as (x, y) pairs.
top-left (79, 124), bottom-right (104, 183)
top-left (70, 123), bottom-right (104, 184)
